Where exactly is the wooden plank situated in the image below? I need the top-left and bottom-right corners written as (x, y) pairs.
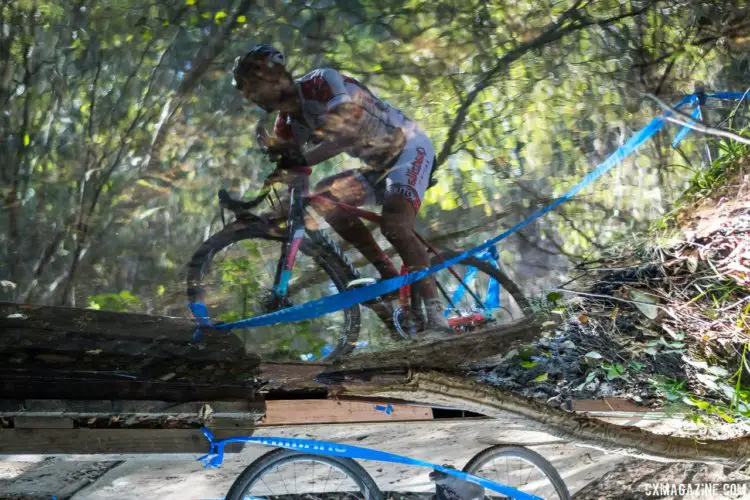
top-left (0, 399), bottom-right (265, 420)
top-left (0, 428), bottom-right (248, 455)
top-left (260, 399), bottom-right (433, 425)
top-left (13, 416), bottom-right (75, 429)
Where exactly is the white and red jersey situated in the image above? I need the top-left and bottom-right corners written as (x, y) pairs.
top-left (273, 68), bottom-right (412, 168)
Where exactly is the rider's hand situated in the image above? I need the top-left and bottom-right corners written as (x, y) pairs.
top-left (266, 143), bottom-right (308, 169)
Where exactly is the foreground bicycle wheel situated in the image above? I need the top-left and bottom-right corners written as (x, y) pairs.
top-left (186, 222), bottom-right (361, 361)
top-left (225, 448), bottom-right (384, 500)
top-left (462, 446), bottom-right (570, 500)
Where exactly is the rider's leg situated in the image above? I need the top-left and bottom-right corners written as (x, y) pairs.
top-left (310, 170), bottom-right (399, 280)
top-left (379, 128), bottom-right (452, 337)
top-left (380, 194), bottom-right (451, 336)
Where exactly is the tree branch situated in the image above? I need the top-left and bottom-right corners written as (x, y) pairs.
top-left (643, 92), bottom-right (750, 146)
top-left (436, 0), bottom-right (657, 166)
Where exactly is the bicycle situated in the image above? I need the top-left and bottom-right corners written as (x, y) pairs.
top-left (186, 163), bottom-right (528, 362)
top-left (223, 443), bottom-right (569, 500)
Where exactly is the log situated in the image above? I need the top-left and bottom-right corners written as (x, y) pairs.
top-left (331, 371), bottom-right (750, 466)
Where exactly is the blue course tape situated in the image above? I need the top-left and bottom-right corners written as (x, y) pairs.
top-left (672, 105), bottom-right (703, 147)
top-left (197, 427), bottom-right (542, 500)
top-left (190, 92), bottom-right (744, 332)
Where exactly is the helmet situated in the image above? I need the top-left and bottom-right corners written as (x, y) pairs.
top-left (232, 44), bottom-right (286, 91)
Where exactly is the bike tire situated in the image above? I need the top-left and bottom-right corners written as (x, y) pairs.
top-left (432, 250), bottom-right (529, 315)
top-left (225, 447), bottom-right (384, 500)
top-left (186, 221), bottom-right (361, 361)
top-left (462, 445), bottom-right (570, 500)
top-left (389, 251), bottom-right (529, 340)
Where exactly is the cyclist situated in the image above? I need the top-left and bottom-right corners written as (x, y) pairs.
top-left (232, 44), bottom-right (453, 339)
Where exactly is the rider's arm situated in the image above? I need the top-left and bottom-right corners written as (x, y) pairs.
top-left (297, 69), bottom-right (363, 166)
top-left (302, 104), bottom-right (361, 165)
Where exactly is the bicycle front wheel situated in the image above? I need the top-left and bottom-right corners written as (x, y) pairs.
top-left (462, 445), bottom-right (570, 500)
top-left (186, 221), bottom-right (361, 361)
top-left (225, 448), bottom-right (384, 500)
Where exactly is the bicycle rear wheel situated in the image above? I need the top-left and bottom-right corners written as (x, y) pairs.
top-left (462, 445), bottom-right (570, 500)
top-left (225, 448), bottom-right (384, 500)
top-left (392, 251), bottom-right (529, 339)
top-left (186, 221), bottom-right (361, 361)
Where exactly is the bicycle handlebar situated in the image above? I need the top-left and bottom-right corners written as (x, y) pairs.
top-left (218, 164), bottom-right (312, 214)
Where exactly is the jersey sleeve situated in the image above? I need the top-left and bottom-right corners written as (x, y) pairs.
top-left (300, 69), bottom-right (362, 136)
top-left (299, 68), bottom-right (359, 113)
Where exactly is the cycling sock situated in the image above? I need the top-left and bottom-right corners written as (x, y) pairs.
top-left (424, 298), bottom-right (450, 328)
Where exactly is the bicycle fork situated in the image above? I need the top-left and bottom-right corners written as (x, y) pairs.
top-left (272, 173), bottom-right (309, 300)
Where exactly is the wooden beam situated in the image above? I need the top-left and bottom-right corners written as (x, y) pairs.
top-left (0, 301), bottom-right (230, 344)
top-left (259, 400), bottom-right (432, 425)
top-left (13, 416), bottom-right (75, 429)
top-left (1, 372), bottom-right (257, 401)
top-left (0, 399), bottom-right (265, 420)
top-left (0, 327), bottom-right (255, 363)
top-left (0, 428), bottom-right (248, 455)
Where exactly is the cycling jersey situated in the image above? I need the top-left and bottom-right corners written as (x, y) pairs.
top-left (274, 67), bottom-right (436, 213)
top-left (274, 68), bottom-right (412, 168)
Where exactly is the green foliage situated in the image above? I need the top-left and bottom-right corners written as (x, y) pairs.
top-left (684, 134), bottom-right (749, 198)
top-left (87, 291), bottom-right (143, 312)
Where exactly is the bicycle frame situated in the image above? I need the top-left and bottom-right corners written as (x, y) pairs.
top-left (268, 166), bottom-right (495, 328)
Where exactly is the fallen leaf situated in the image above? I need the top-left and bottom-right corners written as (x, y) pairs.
top-left (199, 403), bottom-right (214, 421)
top-left (694, 372), bottom-right (719, 391)
top-left (533, 373), bottom-right (549, 383)
top-left (628, 289), bottom-right (660, 320)
top-left (682, 355), bottom-right (708, 370)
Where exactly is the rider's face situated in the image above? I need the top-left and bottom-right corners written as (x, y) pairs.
top-left (241, 61), bottom-right (294, 111)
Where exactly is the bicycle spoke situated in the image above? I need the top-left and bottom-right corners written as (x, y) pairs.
top-left (239, 454), bottom-right (376, 499)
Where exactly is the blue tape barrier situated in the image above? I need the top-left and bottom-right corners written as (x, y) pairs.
top-left (197, 427), bottom-right (542, 500)
top-left (374, 403), bottom-right (393, 415)
top-left (189, 92), bottom-right (746, 333)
